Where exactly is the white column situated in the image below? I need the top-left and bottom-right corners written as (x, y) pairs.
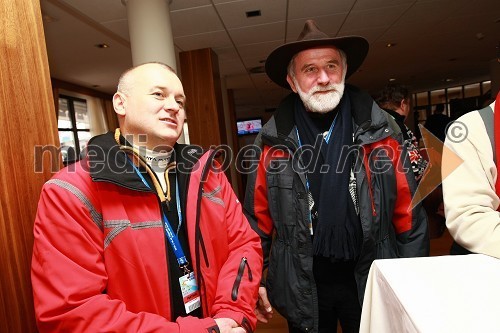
top-left (123, 0), bottom-right (176, 70)
top-left (122, 0), bottom-right (186, 142)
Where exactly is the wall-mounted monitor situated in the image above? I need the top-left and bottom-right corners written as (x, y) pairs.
top-left (237, 118), bottom-right (262, 136)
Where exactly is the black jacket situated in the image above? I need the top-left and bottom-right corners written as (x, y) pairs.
top-left (243, 85), bottom-right (429, 332)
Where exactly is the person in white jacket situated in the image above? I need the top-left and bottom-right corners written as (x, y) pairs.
top-left (442, 92), bottom-right (500, 257)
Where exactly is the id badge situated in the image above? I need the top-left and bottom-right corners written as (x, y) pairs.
top-left (179, 272), bottom-right (201, 314)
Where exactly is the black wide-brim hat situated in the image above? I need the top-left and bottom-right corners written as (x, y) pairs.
top-left (265, 20), bottom-right (369, 89)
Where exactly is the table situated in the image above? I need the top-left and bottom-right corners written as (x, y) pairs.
top-left (360, 254), bottom-right (500, 333)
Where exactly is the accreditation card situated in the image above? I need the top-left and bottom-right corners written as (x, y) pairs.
top-left (179, 272), bottom-right (201, 314)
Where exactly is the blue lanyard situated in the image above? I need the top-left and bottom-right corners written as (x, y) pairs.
top-left (129, 159), bottom-right (187, 267)
top-left (324, 112), bottom-right (339, 144)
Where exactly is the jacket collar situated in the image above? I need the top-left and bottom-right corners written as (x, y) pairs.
top-left (86, 131), bottom-right (204, 191)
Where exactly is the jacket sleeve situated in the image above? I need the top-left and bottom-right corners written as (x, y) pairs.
top-left (388, 136), bottom-right (430, 257)
top-left (442, 111), bottom-right (500, 258)
top-left (242, 144), bottom-right (275, 271)
top-left (31, 175), bottom-right (218, 333)
top-left (208, 164), bottom-right (263, 332)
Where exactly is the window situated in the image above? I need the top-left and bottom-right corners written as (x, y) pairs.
top-left (58, 95), bottom-right (92, 164)
top-left (464, 83), bottom-right (480, 98)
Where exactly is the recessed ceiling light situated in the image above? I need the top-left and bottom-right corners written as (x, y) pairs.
top-left (443, 78), bottom-right (454, 82)
top-left (246, 10), bottom-right (261, 18)
top-left (386, 43), bottom-right (396, 48)
top-left (95, 43), bottom-right (109, 49)
top-left (389, 78), bottom-right (396, 82)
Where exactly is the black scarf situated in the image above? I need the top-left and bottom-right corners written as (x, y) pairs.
top-left (294, 94), bottom-right (361, 261)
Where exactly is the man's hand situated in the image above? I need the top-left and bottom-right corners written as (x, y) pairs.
top-left (214, 317), bottom-right (245, 333)
top-left (254, 286), bottom-right (273, 323)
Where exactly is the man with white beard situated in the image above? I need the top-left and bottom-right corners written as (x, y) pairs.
top-left (243, 20), bottom-right (429, 333)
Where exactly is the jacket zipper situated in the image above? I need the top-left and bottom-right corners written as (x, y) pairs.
top-left (231, 257), bottom-right (253, 301)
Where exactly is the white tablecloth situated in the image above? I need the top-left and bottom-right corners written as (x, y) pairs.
top-left (360, 254), bottom-right (500, 333)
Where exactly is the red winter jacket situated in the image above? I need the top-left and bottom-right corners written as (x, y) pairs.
top-left (31, 133), bottom-right (262, 332)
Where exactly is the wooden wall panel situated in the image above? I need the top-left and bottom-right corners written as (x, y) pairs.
top-left (0, 0), bottom-right (61, 332)
top-left (179, 48), bottom-right (227, 148)
top-left (226, 89), bottom-right (244, 199)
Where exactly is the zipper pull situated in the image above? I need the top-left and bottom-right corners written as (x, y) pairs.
top-left (231, 257), bottom-right (252, 301)
top-left (161, 200), bottom-right (170, 212)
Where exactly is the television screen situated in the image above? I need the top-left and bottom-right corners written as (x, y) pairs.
top-left (237, 118), bottom-right (262, 135)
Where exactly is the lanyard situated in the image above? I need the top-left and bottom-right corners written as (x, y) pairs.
top-left (128, 159), bottom-right (187, 268)
top-left (323, 111), bottom-right (339, 144)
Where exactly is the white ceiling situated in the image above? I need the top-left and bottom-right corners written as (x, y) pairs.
top-left (40, 0), bottom-right (500, 119)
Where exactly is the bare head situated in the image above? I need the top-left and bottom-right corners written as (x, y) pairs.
top-left (113, 62), bottom-right (186, 151)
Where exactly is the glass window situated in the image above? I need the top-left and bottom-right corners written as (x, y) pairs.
top-left (416, 92), bottom-right (429, 108)
top-left (74, 100), bottom-right (90, 129)
top-left (430, 89), bottom-right (446, 106)
top-left (464, 83), bottom-right (480, 97)
top-left (447, 86), bottom-right (463, 100)
top-left (58, 95), bottom-right (90, 165)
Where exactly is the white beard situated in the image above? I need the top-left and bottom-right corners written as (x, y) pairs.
top-left (295, 80), bottom-right (345, 114)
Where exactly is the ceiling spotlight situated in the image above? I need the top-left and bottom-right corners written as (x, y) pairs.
top-left (443, 78), bottom-right (454, 82)
top-left (389, 78), bottom-right (396, 82)
top-left (386, 43), bottom-right (396, 48)
top-left (95, 43), bottom-right (109, 49)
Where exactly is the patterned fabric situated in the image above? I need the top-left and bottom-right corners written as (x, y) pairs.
top-left (404, 125), bottom-right (428, 182)
top-left (383, 109), bottom-right (428, 183)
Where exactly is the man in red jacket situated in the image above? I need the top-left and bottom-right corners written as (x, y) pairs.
top-left (31, 62), bottom-right (262, 333)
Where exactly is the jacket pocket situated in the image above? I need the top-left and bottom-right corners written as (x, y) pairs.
top-left (231, 257), bottom-right (253, 301)
top-left (267, 172), bottom-right (295, 226)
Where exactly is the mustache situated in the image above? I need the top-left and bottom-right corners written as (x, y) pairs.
top-left (310, 84), bottom-right (341, 93)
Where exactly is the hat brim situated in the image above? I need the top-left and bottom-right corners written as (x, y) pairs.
top-left (265, 36), bottom-right (369, 89)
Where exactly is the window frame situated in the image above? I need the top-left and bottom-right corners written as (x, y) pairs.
top-left (57, 94), bottom-right (90, 160)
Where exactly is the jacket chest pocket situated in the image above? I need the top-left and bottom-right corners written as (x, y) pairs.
top-left (267, 171), bottom-right (295, 226)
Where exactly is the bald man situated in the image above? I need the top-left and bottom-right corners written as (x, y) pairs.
top-left (32, 62), bottom-right (262, 333)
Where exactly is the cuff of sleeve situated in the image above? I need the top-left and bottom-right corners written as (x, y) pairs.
top-left (176, 316), bottom-right (219, 333)
top-left (213, 311), bottom-right (254, 332)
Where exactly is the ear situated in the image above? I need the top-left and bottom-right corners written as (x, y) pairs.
top-left (399, 99), bottom-right (406, 110)
top-left (286, 75), bottom-right (298, 93)
top-left (113, 92), bottom-right (126, 116)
